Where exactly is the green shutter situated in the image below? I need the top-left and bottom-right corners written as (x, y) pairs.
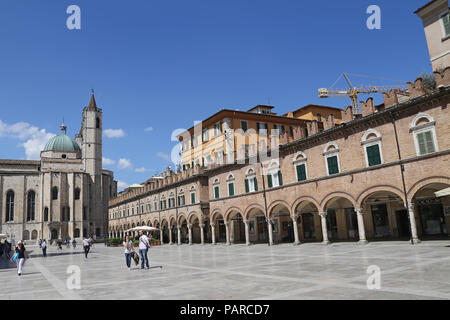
top-left (191, 192), bottom-right (195, 204)
top-left (228, 183), bottom-right (234, 196)
top-left (254, 177), bottom-right (258, 191)
top-left (296, 164), bottom-right (306, 181)
top-left (367, 145), bottom-right (381, 166)
top-left (214, 186), bottom-right (220, 199)
top-left (278, 171), bottom-right (283, 186)
top-left (327, 156), bottom-right (339, 175)
top-left (443, 13), bottom-right (450, 36)
top-left (245, 179), bottom-right (249, 193)
top-left (267, 174), bottom-right (273, 188)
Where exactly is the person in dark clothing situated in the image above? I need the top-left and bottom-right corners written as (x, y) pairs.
top-left (12, 241), bottom-right (29, 276)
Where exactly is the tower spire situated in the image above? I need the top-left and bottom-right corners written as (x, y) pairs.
top-left (88, 90), bottom-right (98, 110)
top-left (60, 119), bottom-right (67, 134)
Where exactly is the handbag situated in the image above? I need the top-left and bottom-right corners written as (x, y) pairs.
top-left (12, 252), bottom-right (19, 261)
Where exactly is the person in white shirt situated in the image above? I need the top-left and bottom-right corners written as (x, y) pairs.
top-left (82, 237), bottom-right (90, 259)
top-left (123, 235), bottom-right (134, 270)
top-left (41, 239), bottom-right (47, 257)
top-left (138, 230), bottom-right (150, 269)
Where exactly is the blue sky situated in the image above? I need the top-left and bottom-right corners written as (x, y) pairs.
top-left (0, 0), bottom-right (432, 190)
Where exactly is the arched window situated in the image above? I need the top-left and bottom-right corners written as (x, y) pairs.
top-left (227, 174), bottom-right (235, 197)
top-left (245, 168), bottom-right (258, 193)
top-left (362, 129), bottom-right (383, 167)
top-left (27, 190), bottom-right (36, 221)
top-left (5, 190), bottom-right (14, 222)
top-left (52, 186), bottom-right (58, 200)
top-left (323, 142), bottom-right (340, 176)
top-left (293, 152), bottom-right (308, 182)
top-left (31, 230), bottom-right (38, 240)
top-left (23, 230), bottom-right (30, 240)
top-left (213, 179), bottom-right (220, 199)
top-left (74, 188), bottom-right (81, 200)
top-left (190, 185), bottom-right (196, 204)
top-left (44, 207), bottom-right (49, 222)
top-left (267, 160), bottom-right (283, 188)
top-left (410, 113), bottom-right (439, 156)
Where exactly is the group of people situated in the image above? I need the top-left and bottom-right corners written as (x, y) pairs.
top-left (123, 231), bottom-right (151, 270)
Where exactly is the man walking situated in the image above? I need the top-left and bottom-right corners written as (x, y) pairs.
top-left (41, 239), bottom-right (47, 257)
top-left (83, 237), bottom-right (90, 259)
top-left (138, 230), bottom-right (150, 269)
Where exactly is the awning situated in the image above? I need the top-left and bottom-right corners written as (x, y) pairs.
top-left (435, 187), bottom-right (450, 198)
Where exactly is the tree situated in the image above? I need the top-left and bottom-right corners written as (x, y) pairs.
top-left (419, 72), bottom-right (436, 91)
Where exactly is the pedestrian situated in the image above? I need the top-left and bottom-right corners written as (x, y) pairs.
top-left (123, 235), bottom-right (134, 270)
top-left (11, 241), bottom-right (29, 276)
top-left (41, 239), bottom-right (47, 257)
top-left (38, 239), bottom-right (42, 249)
top-left (138, 230), bottom-right (150, 270)
top-left (72, 239), bottom-right (77, 249)
top-left (57, 239), bottom-right (63, 250)
top-left (82, 237), bottom-right (90, 259)
top-left (66, 239), bottom-right (70, 248)
top-left (4, 240), bottom-right (10, 259)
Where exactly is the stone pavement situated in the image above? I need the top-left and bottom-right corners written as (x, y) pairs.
top-left (1, 241), bottom-right (450, 300)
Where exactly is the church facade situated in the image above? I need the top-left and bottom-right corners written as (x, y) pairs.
top-left (0, 94), bottom-right (117, 243)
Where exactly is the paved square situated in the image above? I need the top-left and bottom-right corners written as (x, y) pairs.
top-left (1, 241), bottom-right (450, 300)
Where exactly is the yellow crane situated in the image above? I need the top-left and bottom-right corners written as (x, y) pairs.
top-left (318, 73), bottom-right (408, 115)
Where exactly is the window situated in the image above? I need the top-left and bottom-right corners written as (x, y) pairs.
top-left (44, 207), bottom-right (49, 222)
top-left (245, 169), bottom-right (258, 193)
top-left (227, 175), bottom-right (235, 197)
top-left (323, 142), bottom-right (340, 176)
top-left (362, 129), bottom-right (383, 167)
top-left (214, 186), bottom-right (220, 199)
top-left (52, 187), bottom-right (58, 200)
top-left (96, 117), bottom-right (100, 129)
top-left (190, 192), bottom-right (196, 204)
top-left (273, 124), bottom-right (285, 135)
top-left (441, 11), bottom-right (450, 37)
top-left (27, 191), bottom-right (36, 221)
top-left (293, 152), bottom-right (308, 182)
top-left (178, 195), bottom-right (185, 206)
top-left (257, 122), bottom-right (268, 133)
top-left (74, 188), bottom-right (81, 200)
top-left (317, 114), bottom-right (322, 122)
top-left (146, 203), bottom-right (151, 212)
top-left (169, 198), bottom-right (175, 208)
top-left (214, 122), bottom-right (222, 136)
top-left (6, 190), bottom-right (14, 222)
top-left (241, 120), bottom-right (248, 132)
top-left (202, 129), bottom-right (209, 142)
top-left (154, 201), bottom-right (158, 211)
top-left (267, 161), bottom-right (282, 188)
top-left (410, 113), bottom-right (439, 156)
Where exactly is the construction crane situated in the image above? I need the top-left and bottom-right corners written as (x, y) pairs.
top-left (318, 73), bottom-right (408, 115)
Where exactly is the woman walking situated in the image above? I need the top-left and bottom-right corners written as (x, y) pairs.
top-left (123, 235), bottom-right (134, 270)
top-left (11, 241), bottom-right (29, 276)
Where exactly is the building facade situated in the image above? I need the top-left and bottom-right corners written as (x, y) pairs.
top-left (0, 94), bottom-right (117, 243)
top-left (109, 73), bottom-right (450, 247)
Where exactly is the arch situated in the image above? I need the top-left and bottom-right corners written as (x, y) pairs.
top-left (169, 216), bottom-right (177, 228)
top-left (188, 211), bottom-right (201, 224)
top-left (362, 129), bottom-right (381, 142)
top-left (23, 230), bottom-right (30, 240)
top-left (243, 204), bottom-right (266, 220)
top-left (5, 189), bottom-right (15, 222)
top-left (292, 151), bottom-right (307, 162)
top-left (268, 200), bottom-right (291, 217)
top-left (177, 213), bottom-right (188, 225)
top-left (320, 192), bottom-right (356, 212)
top-left (226, 173), bottom-right (235, 181)
top-left (245, 167), bottom-right (256, 175)
top-left (407, 176), bottom-right (450, 203)
top-left (410, 112), bottom-right (434, 129)
top-left (291, 196), bottom-right (321, 214)
top-left (323, 141), bottom-right (339, 154)
top-left (224, 206), bottom-right (242, 222)
top-left (160, 218), bottom-right (169, 226)
top-left (31, 230), bottom-right (38, 240)
top-left (211, 209), bottom-right (225, 222)
top-left (357, 185), bottom-right (406, 208)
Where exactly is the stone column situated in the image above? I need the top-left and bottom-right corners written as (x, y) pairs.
top-left (244, 220), bottom-right (250, 246)
top-left (319, 212), bottom-right (330, 245)
top-left (211, 223), bottom-right (216, 245)
top-left (291, 215), bottom-right (300, 245)
top-left (267, 219), bottom-right (274, 246)
top-left (177, 226), bottom-right (181, 245)
top-left (225, 221), bottom-right (230, 245)
top-left (160, 228), bottom-right (164, 245)
top-left (188, 224), bottom-right (193, 245)
top-left (230, 220), bottom-right (235, 244)
top-left (355, 208), bottom-right (368, 244)
top-left (169, 226), bottom-right (173, 245)
top-left (408, 203), bottom-right (421, 244)
top-left (200, 224), bottom-right (205, 245)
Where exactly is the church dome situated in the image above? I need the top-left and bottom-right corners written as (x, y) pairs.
top-left (44, 134), bottom-right (81, 152)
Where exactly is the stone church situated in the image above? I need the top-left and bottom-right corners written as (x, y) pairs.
top-left (0, 94), bottom-right (117, 243)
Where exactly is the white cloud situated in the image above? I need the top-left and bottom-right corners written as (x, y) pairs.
top-left (0, 120), bottom-right (56, 160)
top-left (102, 157), bottom-right (116, 166)
top-left (118, 158), bottom-right (133, 170)
top-left (103, 128), bottom-right (125, 138)
top-left (156, 152), bottom-right (170, 162)
top-left (144, 126), bottom-right (153, 132)
top-left (135, 167), bottom-right (148, 173)
top-left (117, 181), bottom-right (129, 191)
